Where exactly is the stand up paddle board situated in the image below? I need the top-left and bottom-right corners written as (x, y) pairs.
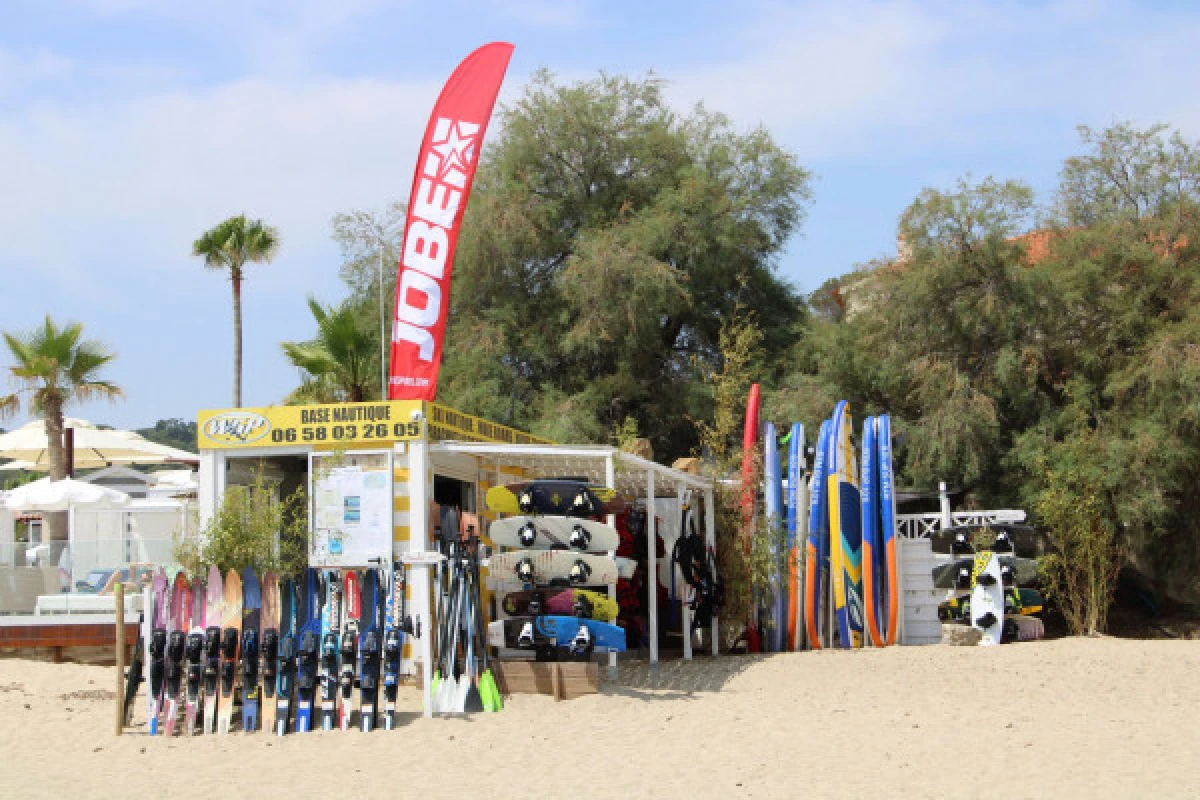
top-left (740, 383), bottom-right (761, 653)
top-left (828, 401), bottom-right (864, 648)
top-left (764, 422), bottom-right (785, 652)
top-left (805, 420), bottom-right (832, 649)
top-left (785, 423), bottom-right (806, 651)
top-left (877, 415), bottom-right (900, 645)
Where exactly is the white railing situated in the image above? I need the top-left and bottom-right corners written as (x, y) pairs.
top-left (896, 510), bottom-right (1027, 540)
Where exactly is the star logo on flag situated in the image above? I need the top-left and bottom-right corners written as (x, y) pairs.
top-left (431, 121), bottom-right (476, 179)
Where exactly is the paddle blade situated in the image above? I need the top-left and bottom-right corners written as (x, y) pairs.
top-left (480, 669), bottom-right (502, 711)
top-left (453, 676), bottom-right (469, 713)
top-left (464, 681), bottom-right (484, 713)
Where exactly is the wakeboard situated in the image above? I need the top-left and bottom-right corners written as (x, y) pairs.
top-left (501, 587), bottom-right (619, 621)
top-left (970, 552), bottom-right (1005, 646)
top-left (487, 616), bottom-right (627, 655)
top-left (488, 550), bottom-right (628, 588)
top-left (485, 480), bottom-right (626, 517)
top-left (488, 515), bottom-right (619, 552)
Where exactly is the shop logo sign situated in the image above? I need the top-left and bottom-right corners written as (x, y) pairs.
top-left (202, 412), bottom-right (271, 444)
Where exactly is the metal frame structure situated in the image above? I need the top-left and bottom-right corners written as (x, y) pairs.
top-left (428, 442), bottom-right (718, 665)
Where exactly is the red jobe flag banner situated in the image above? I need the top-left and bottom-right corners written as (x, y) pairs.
top-left (388, 42), bottom-right (515, 400)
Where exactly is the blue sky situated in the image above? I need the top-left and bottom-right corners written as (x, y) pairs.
top-left (2, 0), bottom-right (1197, 430)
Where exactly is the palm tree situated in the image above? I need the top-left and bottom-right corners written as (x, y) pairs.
top-left (192, 214), bottom-right (280, 407)
top-left (0, 316), bottom-right (123, 540)
top-left (282, 297), bottom-right (376, 404)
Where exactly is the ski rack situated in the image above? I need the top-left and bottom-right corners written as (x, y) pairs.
top-left (399, 551), bottom-right (445, 718)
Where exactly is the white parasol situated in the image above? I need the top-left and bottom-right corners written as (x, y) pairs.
top-left (3, 477), bottom-right (131, 512)
top-left (0, 418), bottom-right (198, 470)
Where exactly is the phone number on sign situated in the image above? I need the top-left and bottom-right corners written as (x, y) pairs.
top-left (269, 421), bottom-right (421, 444)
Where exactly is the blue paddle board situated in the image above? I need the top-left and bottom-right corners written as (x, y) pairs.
top-left (878, 414), bottom-right (900, 645)
top-left (785, 422), bottom-right (805, 651)
top-left (805, 419), bottom-right (831, 648)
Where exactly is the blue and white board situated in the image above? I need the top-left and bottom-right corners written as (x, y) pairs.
top-left (785, 422), bottom-right (805, 651)
top-left (804, 419), bottom-right (832, 648)
top-left (877, 414), bottom-right (900, 645)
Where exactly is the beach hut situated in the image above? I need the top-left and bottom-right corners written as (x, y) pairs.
top-left (196, 400), bottom-right (718, 713)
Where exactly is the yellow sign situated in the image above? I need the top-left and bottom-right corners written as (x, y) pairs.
top-left (426, 403), bottom-right (554, 445)
top-left (198, 401), bottom-right (423, 449)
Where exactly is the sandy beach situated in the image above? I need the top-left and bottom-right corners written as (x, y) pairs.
top-left (1, 638), bottom-right (1197, 798)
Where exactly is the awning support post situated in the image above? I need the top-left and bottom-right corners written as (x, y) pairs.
top-left (604, 453), bottom-right (617, 680)
top-left (678, 483), bottom-right (691, 661)
top-left (704, 484), bottom-right (718, 655)
top-left (647, 468), bottom-right (658, 667)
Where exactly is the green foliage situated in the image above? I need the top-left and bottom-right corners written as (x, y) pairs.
top-left (899, 176), bottom-right (1035, 252)
top-left (136, 418), bottom-right (198, 453)
top-left (1, 315), bottom-right (123, 427)
top-left (281, 296), bottom-right (378, 404)
top-left (192, 214), bottom-right (280, 407)
top-left (1054, 123), bottom-right (1200, 227)
top-left (693, 313), bottom-right (793, 647)
top-left (1, 316), bottom-right (122, 540)
top-left (778, 122), bottom-right (1200, 607)
top-left (191, 214), bottom-right (281, 281)
top-left (176, 471), bottom-right (307, 578)
top-left (330, 70), bottom-right (810, 460)
top-left (1031, 432), bottom-right (1124, 635)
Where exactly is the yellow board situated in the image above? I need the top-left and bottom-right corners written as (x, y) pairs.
top-left (198, 400), bottom-right (423, 449)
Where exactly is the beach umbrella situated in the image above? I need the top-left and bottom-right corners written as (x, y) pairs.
top-left (0, 418), bottom-right (198, 470)
top-left (3, 476), bottom-right (131, 512)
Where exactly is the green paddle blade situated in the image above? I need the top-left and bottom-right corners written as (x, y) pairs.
top-left (480, 669), bottom-right (502, 711)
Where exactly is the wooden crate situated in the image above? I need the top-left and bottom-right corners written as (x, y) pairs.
top-left (492, 659), bottom-right (597, 701)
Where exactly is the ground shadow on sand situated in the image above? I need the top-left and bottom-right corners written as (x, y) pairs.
top-left (599, 653), bottom-right (766, 702)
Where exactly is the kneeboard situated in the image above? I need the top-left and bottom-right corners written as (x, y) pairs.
top-left (488, 550), bottom-right (628, 588)
top-left (489, 515), bottom-right (619, 552)
top-left (487, 616), bottom-right (627, 653)
top-left (970, 552), bottom-right (1005, 646)
top-left (486, 480), bottom-right (626, 517)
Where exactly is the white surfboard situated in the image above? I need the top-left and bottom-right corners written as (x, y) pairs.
top-left (488, 516), bottom-right (619, 552)
top-left (970, 552), bottom-right (1005, 646)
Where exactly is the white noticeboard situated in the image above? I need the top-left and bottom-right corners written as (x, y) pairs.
top-left (309, 455), bottom-right (392, 567)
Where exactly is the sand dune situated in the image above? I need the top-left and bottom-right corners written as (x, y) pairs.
top-left (2, 638), bottom-right (1198, 798)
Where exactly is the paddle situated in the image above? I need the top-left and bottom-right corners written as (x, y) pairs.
top-left (470, 547), bottom-right (501, 711)
top-left (448, 562), bottom-right (469, 712)
top-left (433, 554), bottom-right (460, 713)
top-left (462, 546), bottom-right (484, 713)
top-left (430, 539), bottom-right (450, 700)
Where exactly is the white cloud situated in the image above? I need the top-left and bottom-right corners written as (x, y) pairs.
top-left (489, 0), bottom-right (594, 30)
top-left (0, 74), bottom-right (441, 295)
top-left (0, 47), bottom-right (74, 97)
top-left (666, 0), bottom-right (1200, 160)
